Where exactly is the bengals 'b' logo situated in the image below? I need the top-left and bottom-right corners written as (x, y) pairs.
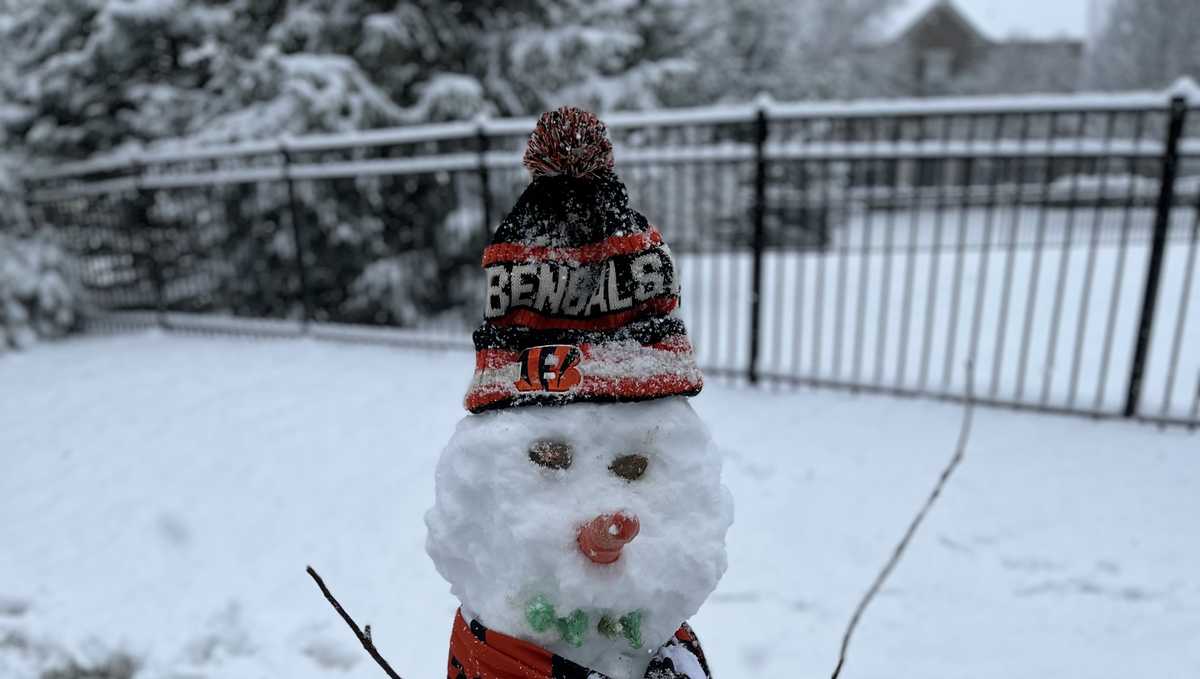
top-left (514, 345), bottom-right (583, 393)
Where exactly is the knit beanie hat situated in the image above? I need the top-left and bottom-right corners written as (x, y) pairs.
top-left (464, 107), bottom-right (703, 413)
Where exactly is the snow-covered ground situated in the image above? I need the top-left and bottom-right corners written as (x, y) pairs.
top-left (1, 332), bottom-right (1197, 679)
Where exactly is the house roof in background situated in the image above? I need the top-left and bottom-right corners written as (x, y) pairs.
top-left (891, 0), bottom-right (989, 45)
top-left (883, 0), bottom-right (1087, 43)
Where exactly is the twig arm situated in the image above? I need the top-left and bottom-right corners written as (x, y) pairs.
top-left (306, 565), bottom-right (404, 679)
top-left (830, 363), bottom-right (977, 679)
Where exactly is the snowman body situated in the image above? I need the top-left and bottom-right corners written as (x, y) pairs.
top-left (426, 397), bottom-right (732, 679)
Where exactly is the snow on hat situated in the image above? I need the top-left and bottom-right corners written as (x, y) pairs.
top-left (464, 107), bottom-right (703, 413)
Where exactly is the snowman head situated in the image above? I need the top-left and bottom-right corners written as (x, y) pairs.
top-left (425, 396), bottom-right (732, 676)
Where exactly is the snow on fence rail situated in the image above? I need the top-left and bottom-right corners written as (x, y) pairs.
top-left (21, 141), bottom-right (1183, 199)
top-left (18, 87), bottom-right (1200, 428)
top-left (21, 85), bottom-right (1200, 183)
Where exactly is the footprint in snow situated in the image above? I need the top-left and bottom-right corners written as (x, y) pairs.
top-left (937, 534), bottom-right (974, 554)
top-left (999, 556), bottom-right (1065, 574)
top-left (155, 513), bottom-right (192, 548)
top-left (292, 623), bottom-right (360, 672)
top-left (1014, 577), bottom-right (1159, 602)
top-left (301, 637), bottom-right (361, 672)
top-left (710, 591), bottom-right (762, 604)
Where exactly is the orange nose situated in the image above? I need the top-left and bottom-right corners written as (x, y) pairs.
top-left (578, 512), bottom-right (640, 564)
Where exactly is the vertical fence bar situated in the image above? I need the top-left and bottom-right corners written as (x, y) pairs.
top-left (1158, 179), bottom-right (1200, 416)
top-left (943, 115), bottom-right (979, 388)
top-left (129, 159), bottom-right (167, 328)
top-left (1094, 112), bottom-right (1148, 410)
top-left (1067, 111), bottom-right (1117, 406)
top-left (685, 142), bottom-right (701, 361)
top-left (812, 121), bottom-right (830, 377)
top-left (280, 143), bottom-right (313, 327)
top-left (876, 118), bottom-right (901, 384)
top-left (748, 105), bottom-right (769, 384)
top-left (832, 120), bottom-right (850, 380)
top-left (964, 116), bottom-right (1003, 391)
top-left (1124, 95), bottom-right (1188, 417)
top-left (724, 156), bottom-right (740, 375)
top-left (477, 122), bottom-right (494, 244)
top-left (769, 141), bottom-right (787, 382)
top-left (990, 111), bottom-right (1032, 396)
top-left (851, 118), bottom-right (874, 385)
top-left (917, 114), bottom-right (954, 389)
top-left (1015, 112), bottom-right (1060, 399)
top-left (1040, 113), bottom-right (1088, 405)
top-left (895, 116), bottom-right (924, 388)
top-left (790, 120), bottom-right (809, 376)
top-left (965, 114), bottom-right (1004, 388)
top-left (678, 128), bottom-right (701, 362)
top-left (701, 152), bottom-right (717, 370)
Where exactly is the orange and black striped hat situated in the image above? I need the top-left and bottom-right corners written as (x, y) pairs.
top-left (465, 107), bottom-right (702, 413)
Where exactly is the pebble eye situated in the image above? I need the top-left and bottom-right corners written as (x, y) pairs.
top-left (529, 440), bottom-right (573, 470)
top-left (609, 453), bottom-right (648, 481)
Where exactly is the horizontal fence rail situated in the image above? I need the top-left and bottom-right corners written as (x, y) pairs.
top-left (18, 86), bottom-right (1200, 427)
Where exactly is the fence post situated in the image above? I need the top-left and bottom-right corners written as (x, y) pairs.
top-left (280, 141), bottom-right (314, 328)
top-left (747, 98), bottom-right (770, 384)
top-left (1124, 95), bottom-right (1189, 417)
top-left (477, 118), bottom-right (494, 244)
top-left (130, 159), bottom-right (167, 328)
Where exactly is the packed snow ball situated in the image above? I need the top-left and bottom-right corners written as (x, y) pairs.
top-left (425, 397), bottom-right (733, 679)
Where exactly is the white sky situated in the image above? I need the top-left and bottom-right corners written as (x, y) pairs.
top-left (887, 0), bottom-right (1091, 41)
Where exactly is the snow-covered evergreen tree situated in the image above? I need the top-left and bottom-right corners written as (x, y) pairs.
top-left (499, 0), bottom-right (703, 113)
top-left (0, 230), bottom-right (82, 350)
top-left (678, 0), bottom-right (900, 104)
top-left (0, 0), bottom-right (724, 155)
top-left (1088, 0), bottom-right (1200, 90)
top-left (0, 0), bottom-right (423, 155)
top-left (0, 0), bottom-right (899, 328)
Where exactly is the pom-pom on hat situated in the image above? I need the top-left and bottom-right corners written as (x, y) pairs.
top-left (521, 107), bottom-right (614, 180)
top-left (464, 106), bottom-right (703, 413)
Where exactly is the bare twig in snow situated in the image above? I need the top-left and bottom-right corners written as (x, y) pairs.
top-left (830, 361), bottom-right (977, 679)
top-left (306, 565), bottom-right (404, 679)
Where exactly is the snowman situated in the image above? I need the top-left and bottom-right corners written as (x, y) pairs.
top-left (426, 107), bottom-right (734, 679)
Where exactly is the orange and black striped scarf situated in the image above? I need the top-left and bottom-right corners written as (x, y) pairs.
top-left (447, 610), bottom-right (712, 679)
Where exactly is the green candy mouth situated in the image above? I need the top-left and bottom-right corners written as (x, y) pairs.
top-left (525, 594), bottom-right (643, 649)
top-left (598, 610), bottom-right (643, 649)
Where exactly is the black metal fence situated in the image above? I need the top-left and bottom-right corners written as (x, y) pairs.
top-left (19, 88), bottom-right (1200, 427)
